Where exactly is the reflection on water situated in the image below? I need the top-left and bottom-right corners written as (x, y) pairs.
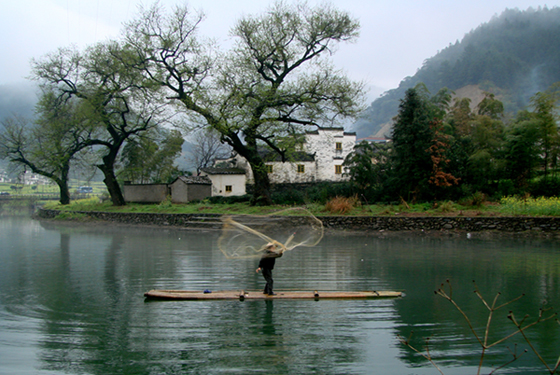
top-left (0, 216), bottom-right (559, 374)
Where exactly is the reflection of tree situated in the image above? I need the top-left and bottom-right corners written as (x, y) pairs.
top-left (33, 226), bottom-right (218, 374)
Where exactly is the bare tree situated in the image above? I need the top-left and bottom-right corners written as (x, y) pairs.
top-left (188, 129), bottom-right (232, 174)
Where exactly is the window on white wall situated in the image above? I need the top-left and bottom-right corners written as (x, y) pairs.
top-left (225, 185), bottom-right (232, 192)
top-left (297, 164), bottom-right (305, 173)
top-left (335, 165), bottom-right (342, 174)
top-left (335, 142), bottom-right (342, 151)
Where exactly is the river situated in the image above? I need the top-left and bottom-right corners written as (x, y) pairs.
top-left (0, 215), bottom-right (559, 374)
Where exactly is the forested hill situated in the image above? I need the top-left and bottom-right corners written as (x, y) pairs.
top-left (351, 6), bottom-right (560, 139)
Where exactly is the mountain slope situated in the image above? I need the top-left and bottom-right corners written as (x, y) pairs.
top-left (351, 6), bottom-right (560, 139)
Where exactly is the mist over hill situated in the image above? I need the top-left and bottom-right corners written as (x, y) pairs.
top-left (0, 82), bottom-right (38, 121)
top-left (351, 6), bottom-right (560, 139)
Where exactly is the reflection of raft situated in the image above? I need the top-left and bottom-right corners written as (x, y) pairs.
top-left (144, 289), bottom-right (403, 300)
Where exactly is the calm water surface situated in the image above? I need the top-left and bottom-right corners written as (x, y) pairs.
top-left (0, 216), bottom-right (559, 374)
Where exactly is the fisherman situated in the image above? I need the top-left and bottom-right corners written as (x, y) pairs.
top-left (256, 242), bottom-right (283, 296)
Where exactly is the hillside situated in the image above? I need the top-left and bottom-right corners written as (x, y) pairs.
top-left (351, 6), bottom-right (560, 139)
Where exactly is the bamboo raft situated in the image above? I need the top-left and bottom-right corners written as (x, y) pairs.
top-left (144, 289), bottom-right (403, 301)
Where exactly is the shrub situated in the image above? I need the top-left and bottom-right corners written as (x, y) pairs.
top-left (437, 201), bottom-right (456, 213)
top-left (303, 182), bottom-right (353, 204)
top-left (208, 195), bottom-right (251, 204)
top-left (459, 191), bottom-right (486, 207)
top-left (324, 195), bottom-right (359, 214)
top-left (529, 176), bottom-right (560, 197)
top-left (271, 189), bottom-right (305, 205)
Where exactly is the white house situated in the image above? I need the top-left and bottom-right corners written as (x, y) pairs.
top-left (302, 127), bottom-right (356, 182)
top-left (199, 167), bottom-right (247, 196)
top-left (214, 127), bottom-right (356, 185)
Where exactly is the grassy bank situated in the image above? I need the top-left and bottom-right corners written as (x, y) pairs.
top-left (39, 196), bottom-right (560, 217)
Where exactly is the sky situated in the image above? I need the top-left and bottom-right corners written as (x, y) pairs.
top-left (2, 0), bottom-right (560, 103)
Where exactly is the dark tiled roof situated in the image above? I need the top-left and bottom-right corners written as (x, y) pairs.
top-left (200, 167), bottom-right (246, 175)
top-left (305, 127), bottom-right (356, 136)
top-left (175, 175), bottom-right (212, 185)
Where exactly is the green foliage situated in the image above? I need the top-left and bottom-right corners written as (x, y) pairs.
top-left (120, 129), bottom-right (184, 184)
top-left (125, 2), bottom-right (365, 205)
top-left (0, 91), bottom-right (96, 205)
top-left (271, 189), bottom-right (306, 205)
top-left (207, 195), bottom-right (251, 204)
top-left (343, 141), bottom-right (390, 201)
top-left (458, 191), bottom-right (487, 208)
top-left (387, 86), bottom-right (457, 202)
top-left (529, 175), bottom-right (560, 197)
top-left (32, 42), bottom-right (168, 206)
top-left (305, 182), bottom-right (354, 204)
top-left (268, 182), bottom-right (353, 205)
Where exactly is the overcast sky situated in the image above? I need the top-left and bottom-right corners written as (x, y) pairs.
top-left (2, 0), bottom-right (559, 102)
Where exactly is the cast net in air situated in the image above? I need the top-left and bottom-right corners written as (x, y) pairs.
top-left (218, 207), bottom-right (324, 259)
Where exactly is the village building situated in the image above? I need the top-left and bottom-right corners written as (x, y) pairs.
top-left (214, 127), bottom-right (356, 185)
top-left (123, 176), bottom-right (212, 203)
top-left (169, 176), bottom-right (212, 203)
top-left (199, 167), bottom-right (246, 197)
top-left (122, 127), bottom-right (356, 201)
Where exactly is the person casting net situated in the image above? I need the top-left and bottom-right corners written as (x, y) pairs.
top-left (217, 207), bottom-right (324, 260)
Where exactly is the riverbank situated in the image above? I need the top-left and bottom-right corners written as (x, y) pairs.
top-left (35, 208), bottom-right (560, 238)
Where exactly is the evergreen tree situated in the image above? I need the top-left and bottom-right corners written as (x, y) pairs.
top-left (504, 110), bottom-right (540, 190)
top-left (389, 88), bottom-right (436, 201)
top-left (530, 90), bottom-right (560, 179)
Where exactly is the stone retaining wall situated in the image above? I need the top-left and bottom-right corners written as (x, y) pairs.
top-left (36, 208), bottom-right (222, 228)
top-left (35, 208), bottom-right (560, 232)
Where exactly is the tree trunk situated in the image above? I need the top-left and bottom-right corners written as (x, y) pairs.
top-left (99, 164), bottom-right (125, 206)
top-left (58, 181), bottom-right (71, 205)
top-left (98, 152), bottom-right (126, 206)
top-left (250, 160), bottom-right (273, 206)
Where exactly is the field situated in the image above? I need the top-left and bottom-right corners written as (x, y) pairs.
top-left (0, 181), bottom-right (107, 197)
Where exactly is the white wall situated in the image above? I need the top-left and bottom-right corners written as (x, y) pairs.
top-left (265, 128), bottom-right (355, 183)
top-left (202, 173), bottom-right (246, 196)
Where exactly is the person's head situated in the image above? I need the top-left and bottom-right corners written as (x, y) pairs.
top-left (265, 242), bottom-right (276, 250)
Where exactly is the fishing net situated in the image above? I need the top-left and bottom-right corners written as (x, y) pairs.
top-left (218, 207), bottom-right (324, 259)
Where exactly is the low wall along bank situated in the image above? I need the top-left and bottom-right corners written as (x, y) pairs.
top-left (35, 208), bottom-right (560, 233)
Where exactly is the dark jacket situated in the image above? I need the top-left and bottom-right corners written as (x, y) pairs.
top-left (258, 250), bottom-right (283, 270)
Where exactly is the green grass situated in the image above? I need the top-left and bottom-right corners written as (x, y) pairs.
top-left (41, 198), bottom-right (513, 217)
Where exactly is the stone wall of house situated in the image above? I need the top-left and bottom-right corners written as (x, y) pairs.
top-left (123, 184), bottom-right (169, 203)
top-left (35, 208), bottom-right (560, 233)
